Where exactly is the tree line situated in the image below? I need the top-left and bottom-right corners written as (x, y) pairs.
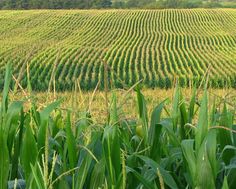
top-left (0, 0), bottom-right (233, 10)
top-left (0, 0), bottom-right (112, 9)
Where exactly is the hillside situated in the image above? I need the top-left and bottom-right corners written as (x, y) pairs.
top-left (0, 9), bottom-right (236, 90)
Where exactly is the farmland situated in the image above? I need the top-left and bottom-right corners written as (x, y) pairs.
top-left (0, 64), bottom-right (236, 189)
top-left (1, 8), bottom-right (236, 189)
top-left (0, 64), bottom-right (235, 189)
top-left (0, 9), bottom-right (236, 90)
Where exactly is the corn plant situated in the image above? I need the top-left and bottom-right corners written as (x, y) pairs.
top-left (0, 64), bottom-right (235, 189)
top-left (1, 10), bottom-right (236, 90)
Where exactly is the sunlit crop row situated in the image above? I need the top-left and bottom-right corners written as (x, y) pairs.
top-left (0, 9), bottom-right (235, 90)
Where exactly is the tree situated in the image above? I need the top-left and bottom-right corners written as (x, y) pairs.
top-left (127, 0), bottom-right (156, 8)
top-left (164, 0), bottom-right (183, 8)
top-left (5, 0), bottom-right (16, 8)
top-left (93, 0), bottom-right (112, 8)
top-left (112, 0), bottom-right (126, 8)
top-left (19, 0), bottom-right (29, 9)
top-left (126, 0), bottom-right (139, 7)
top-left (76, 0), bottom-right (93, 9)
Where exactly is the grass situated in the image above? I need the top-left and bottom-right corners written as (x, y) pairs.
top-left (0, 63), bottom-right (236, 189)
top-left (9, 88), bottom-right (236, 121)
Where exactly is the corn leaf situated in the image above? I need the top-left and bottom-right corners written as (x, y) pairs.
top-left (218, 103), bottom-right (234, 165)
top-left (38, 99), bottom-right (62, 150)
top-left (21, 122), bottom-right (38, 181)
top-left (126, 166), bottom-right (155, 189)
top-left (11, 109), bottom-right (24, 179)
top-left (222, 176), bottom-right (229, 189)
top-left (138, 155), bottom-right (179, 189)
top-left (188, 87), bottom-right (196, 123)
top-left (30, 163), bottom-right (45, 189)
top-left (181, 139), bottom-right (196, 187)
top-left (75, 154), bottom-right (92, 189)
top-left (0, 129), bottom-right (9, 189)
top-left (172, 84), bottom-right (180, 131)
top-left (103, 125), bottom-right (121, 187)
top-left (89, 159), bottom-right (105, 189)
top-left (196, 136), bottom-right (216, 189)
top-left (206, 129), bottom-right (218, 181)
top-left (6, 101), bottom-right (23, 158)
top-left (2, 63), bottom-right (12, 115)
top-left (109, 93), bottom-right (118, 126)
top-left (65, 112), bottom-right (77, 169)
top-left (136, 89), bottom-right (148, 143)
top-left (195, 89), bottom-right (208, 151)
top-left (179, 91), bottom-right (188, 139)
top-left (149, 100), bottom-right (166, 161)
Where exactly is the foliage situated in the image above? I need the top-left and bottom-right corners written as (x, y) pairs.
top-left (0, 9), bottom-right (235, 91)
top-left (0, 0), bottom-right (235, 9)
top-left (0, 0), bottom-right (112, 9)
top-left (0, 63), bottom-right (236, 189)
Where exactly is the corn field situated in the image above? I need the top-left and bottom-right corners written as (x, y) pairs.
top-left (0, 63), bottom-right (235, 189)
top-left (0, 9), bottom-right (236, 90)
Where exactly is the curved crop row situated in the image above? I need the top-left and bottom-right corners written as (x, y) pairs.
top-left (0, 9), bottom-right (235, 90)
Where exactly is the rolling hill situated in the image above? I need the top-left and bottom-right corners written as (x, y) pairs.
top-left (0, 9), bottom-right (236, 90)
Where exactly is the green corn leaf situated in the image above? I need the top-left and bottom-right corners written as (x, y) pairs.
top-left (149, 100), bottom-right (166, 161)
top-left (136, 89), bottom-right (148, 144)
top-left (0, 129), bottom-right (9, 189)
top-left (227, 168), bottom-right (236, 188)
top-left (2, 63), bottom-right (12, 115)
top-left (137, 155), bottom-right (179, 189)
top-left (149, 123), bottom-right (163, 162)
top-left (222, 176), bottom-right (229, 189)
top-left (161, 119), bottom-right (181, 147)
top-left (58, 180), bottom-right (70, 189)
top-left (38, 99), bottom-right (62, 150)
top-left (2, 101), bottom-right (24, 180)
top-left (109, 93), bottom-right (118, 126)
top-left (206, 129), bottom-right (217, 181)
top-left (225, 162), bottom-right (236, 170)
top-left (6, 101), bottom-right (23, 131)
top-left (65, 112), bottom-right (77, 169)
top-left (218, 103), bottom-right (234, 165)
top-left (188, 87), bottom-right (196, 123)
top-left (11, 109), bottom-right (24, 179)
top-left (89, 159), bottom-right (105, 189)
top-left (75, 154), bottom-right (93, 189)
top-left (210, 98), bottom-right (217, 126)
top-left (220, 145), bottom-right (236, 165)
top-left (76, 113), bottom-right (90, 140)
top-left (40, 99), bottom-right (62, 121)
top-left (195, 89), bottom-right (208, 151)
top-left (6, 101), bottom-right (23, 157)
top-left (37, 120), bottom-right (47, 153)
top-left (126, 167), bottom-right (155, 189)
top-left (75, 132), bottom-right (101, 189)
top-left (232, 125), bottom-right (236, 146)
top-left (181, 139), bottom-right (196, 187)
top-left (31, 103), bottom-right (40, 127)
top-left (192, 129), bottom-right (218, 189)
top-left (21, 122), bottom-right (38, 181)
top-left (30, 163), bottom-right (45, 189)
top-left (179, 91), bottom-right (188, 139)
top-left (103, 125), bottom-right (121, 187)
top-left (196, 137), bottom-right (216, 189)
top-left (172, 84), bottom-right (180, 131)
